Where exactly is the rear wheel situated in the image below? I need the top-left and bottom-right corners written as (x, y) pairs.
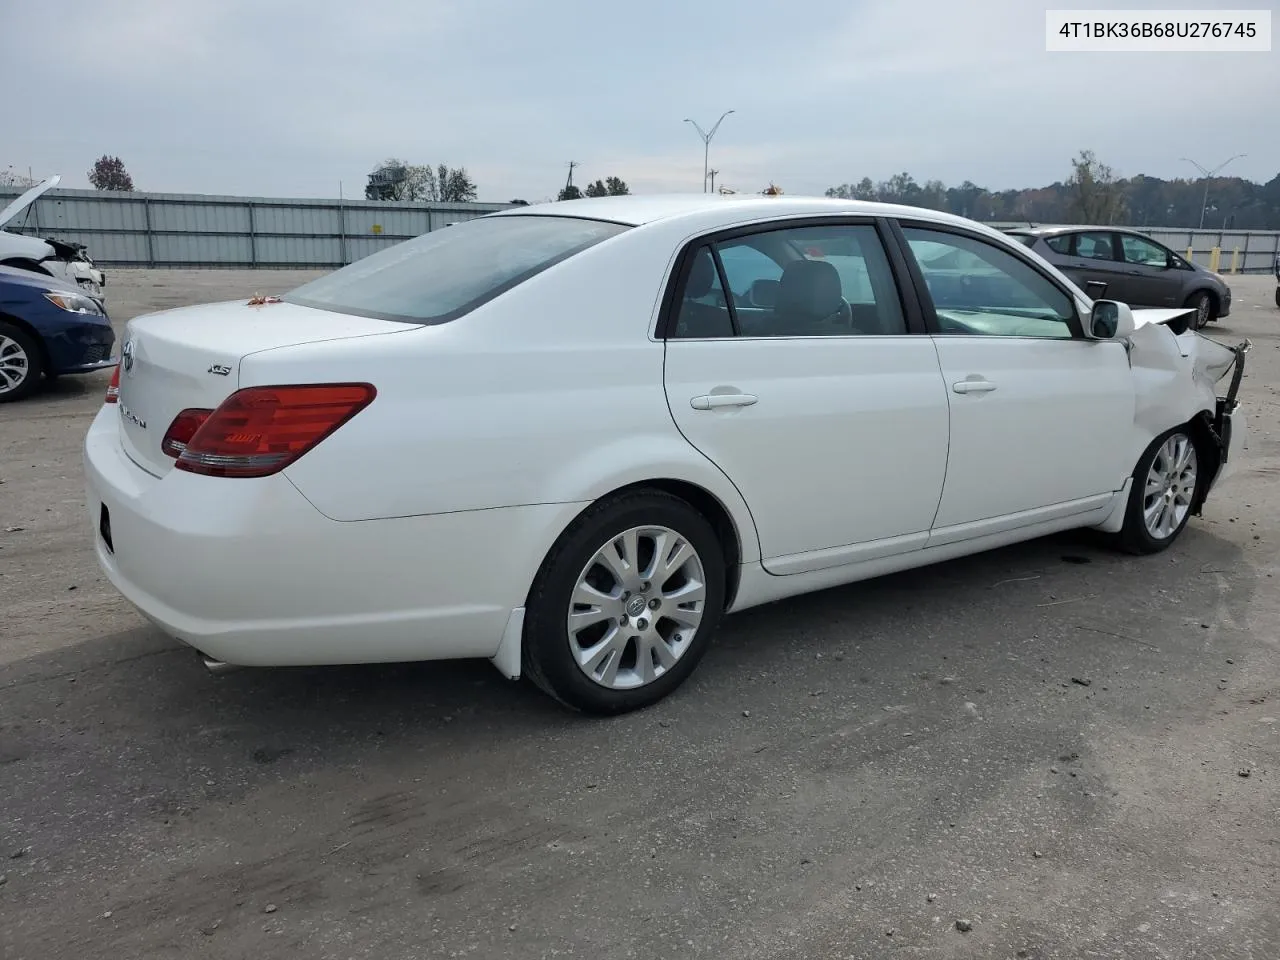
top-left (1115, 427), bottom-right (1202, 555)
top-left (1274, 286), bottom-right (1279, 309)
top-left (1185, 290), bottom-right (1215, 329)
top-left (522, 490), bottom-right (727, 714)
top-left (0, 322), bottom-right (43, 403)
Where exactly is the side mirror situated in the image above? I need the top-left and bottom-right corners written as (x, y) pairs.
top-left (749, 278), bottom-right (779, 308)
top-left (1088, 299), bottom-right (1136, 340)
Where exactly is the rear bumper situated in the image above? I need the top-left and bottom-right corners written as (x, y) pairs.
top-left (83, 405), bottom-right (581, 667)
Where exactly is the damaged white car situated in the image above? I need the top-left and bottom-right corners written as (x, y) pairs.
top-left (0, 176), bottom-right (106, 298)
top-left (83, 195), bottom-right (1248, 714)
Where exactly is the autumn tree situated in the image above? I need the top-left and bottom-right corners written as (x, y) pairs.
top-left (1065, 149), bottom-right (1126, 224)
top-left (88, 155), bottom-right (134, 191)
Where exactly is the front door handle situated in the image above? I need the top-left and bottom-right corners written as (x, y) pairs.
top-left (952, 378), bottom-right (997, 395)
top-left (690, 393), bottom-right (758, 410)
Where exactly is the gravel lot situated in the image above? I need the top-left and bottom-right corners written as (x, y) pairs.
top-left (2, 269), bottom-right (1278, 960)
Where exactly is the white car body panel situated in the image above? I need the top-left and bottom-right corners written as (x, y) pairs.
top-left (663, 336), bottom-right (949, 574)
top-left (81, 194), bottom-right (1249, 678)
top-left (117, 300), bottom-right (414, 476)
top-left (927, 336), bottom-right (1134, 536)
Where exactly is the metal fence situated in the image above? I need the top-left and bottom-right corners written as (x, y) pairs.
top-left (4, 186), bottom-right (1278, 273)
top-left (990, 222), bottom-right (1280, 274)
top-left (0, 186), bottom-right (514, 268)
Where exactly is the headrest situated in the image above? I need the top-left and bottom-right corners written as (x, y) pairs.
top-left (775, 259), bottom-right (842, 319)
top-left (685, 249), bottom-right (716, 299)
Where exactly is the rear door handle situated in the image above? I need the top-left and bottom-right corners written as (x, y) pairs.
top-left (690, 393), bottom-right (758, 410)
top-left (952, 378), bottom-right (997, 395)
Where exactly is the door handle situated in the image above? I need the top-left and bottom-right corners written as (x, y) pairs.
top-left (690, 393), bottom-right (758, 410)
top-left (952, 378), bottom-right (997, 395)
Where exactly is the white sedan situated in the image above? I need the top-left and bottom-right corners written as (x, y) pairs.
top-left (84, 195), bottom-right (1250, 714)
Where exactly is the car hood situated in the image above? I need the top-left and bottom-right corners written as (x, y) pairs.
top-left (0, 174), bottom-right (60, 229)
top-left (0, 263), bottom-right (83, 295)
top-left (1131, 306), bottom-right (1197, 329)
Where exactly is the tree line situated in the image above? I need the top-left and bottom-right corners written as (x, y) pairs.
top-left (825, 150), bottom-right (1280, 229)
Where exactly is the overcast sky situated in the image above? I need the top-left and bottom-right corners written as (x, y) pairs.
top-left (3, 0), bottom-right (1275, 202)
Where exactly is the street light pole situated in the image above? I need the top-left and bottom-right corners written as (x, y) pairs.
top-left (1180, 154), bottom-right (1246, 230)
top-left (684, 110), bottom-right (735, 192)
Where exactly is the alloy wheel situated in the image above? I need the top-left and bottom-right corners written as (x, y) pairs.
top-left (1142, 433), bottom-right (1198, 540)
top-left (566, 525), bottom-right (707, 690)
top-left (0, 333), bottom-right (31, 395)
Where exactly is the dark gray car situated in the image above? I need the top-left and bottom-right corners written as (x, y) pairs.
top-left (1007, 226), bottom-right (1231, 329)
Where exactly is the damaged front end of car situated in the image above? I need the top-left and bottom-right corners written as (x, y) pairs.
top-left (1125, 305), bottom-right (1250, 517)
top-left (0, 175), bottom-right (107, 300)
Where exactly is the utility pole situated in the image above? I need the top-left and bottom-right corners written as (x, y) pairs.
top-left (684, 110), bottom-right (734, 192)
top-left (1180, 154), bottom-right (1245, 230)
top-left (707, 169), bottom-right (718, 193)
top-left (565, 161), bottom-right (579, 192)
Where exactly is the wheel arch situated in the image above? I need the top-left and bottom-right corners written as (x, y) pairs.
top-left (523, 476), bottom-right (751, 613)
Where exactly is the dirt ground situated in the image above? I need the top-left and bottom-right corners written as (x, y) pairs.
top-left (1, 269), bottom-right (1278, 960)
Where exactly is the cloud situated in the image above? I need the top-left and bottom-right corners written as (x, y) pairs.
top-left (1, 0), bottom-right (1273, 202)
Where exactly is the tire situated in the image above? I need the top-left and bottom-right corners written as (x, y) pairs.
top-left (1115, 426), bottom-right (1203, 555)
top-left (1274, 286), bottom-right (1279, 309)
top-left (0, 321), bottom-right (44, 403)
top-left (1185, 290), bottom-right (1215, 330)
top-left (522, 489), bottom-right (727, 714)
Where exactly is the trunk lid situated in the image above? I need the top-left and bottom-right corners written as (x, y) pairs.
top-left (114, 298), bottom-right (413, 476)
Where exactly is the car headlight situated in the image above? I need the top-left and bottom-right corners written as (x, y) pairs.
top-left (43, 290), bottom-right (105, 316)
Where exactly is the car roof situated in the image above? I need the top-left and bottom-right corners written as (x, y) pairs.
top-left (1011, 224), bottom-right (1152, 238)
top-left (493, 193), bottom-right (997, 233)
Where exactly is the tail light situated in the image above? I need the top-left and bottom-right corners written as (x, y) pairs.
top-left (105, 364), bottom-right (120, 403)
top-left (171, 383), bottom-right (376, 478)
top-left (161, 408), bottom-right (212, 458)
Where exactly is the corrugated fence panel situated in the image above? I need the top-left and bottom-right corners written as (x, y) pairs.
top-left (0, 186), bottom-right (512, 268)
top-left (344, 206), bottom-right (431, 238)
top-left (255, 235), bottom-right (342, 265)
top-left (344, 236), bottom-right (406, 261)
top-left (149, 201), bottom-right (251, 234)
top-left (252, 204), bottom-right (341, 236)
top-left (154, 233), bottom-right (253, 264)
top-left (6, 190), bottom-right (1277, 271)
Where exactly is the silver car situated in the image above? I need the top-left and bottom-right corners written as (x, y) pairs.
top-left (1008, 226), bottom-right (1231, 329)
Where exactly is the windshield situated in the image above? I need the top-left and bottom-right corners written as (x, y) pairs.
top-left (285, 214), bottom-right (629, 324)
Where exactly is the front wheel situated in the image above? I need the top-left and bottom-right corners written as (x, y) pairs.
top-left (0, 321), bottom-right (43, 403)
top-left (1185, 290), bottom-right (1215, 330)
top-left (522, 490), bottom-right (727, 714)
top-left (1115, 427), bottom-right (1202, 555)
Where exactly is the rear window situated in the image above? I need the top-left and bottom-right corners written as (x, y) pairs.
top-left (1008, 232), bottom-right (1039, 248)
top-left (284, 214), bottom-right (629, 324)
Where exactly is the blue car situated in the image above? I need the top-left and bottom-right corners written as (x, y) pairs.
top-left (0, 265), bottom-right (116, 402)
